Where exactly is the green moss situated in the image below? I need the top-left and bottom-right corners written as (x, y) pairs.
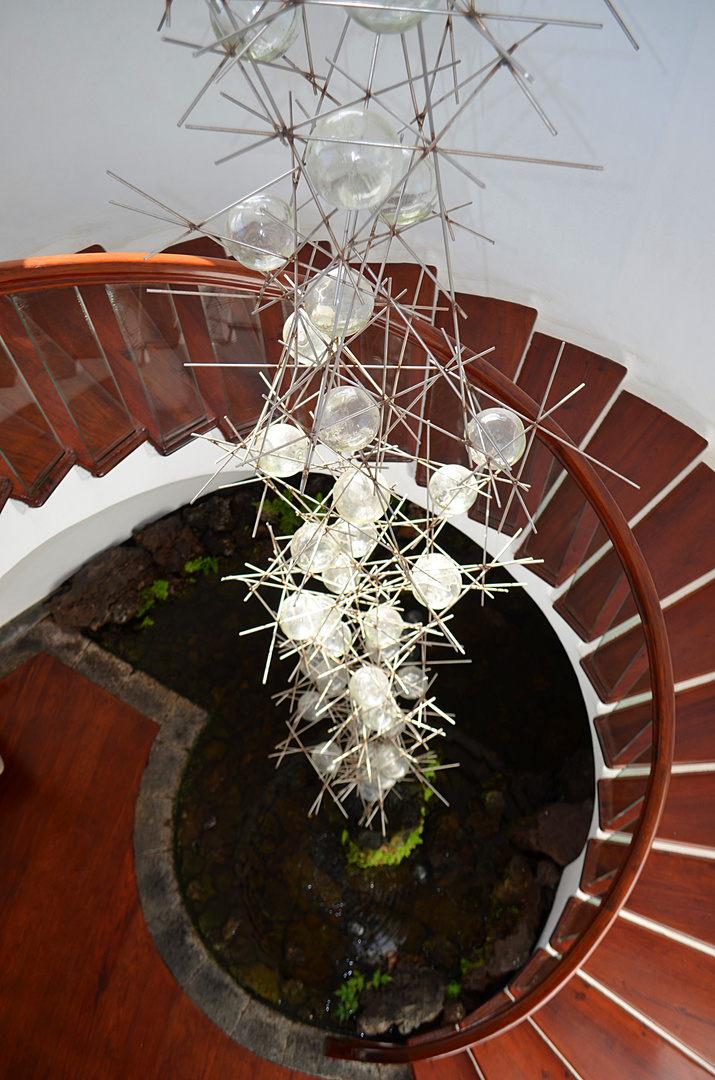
top-left (446, 980), bottom-right (462, 999)
top-left (333, 968), bottom-right (392, 1023)
top-left (184, 555), bottom-right (219, 577)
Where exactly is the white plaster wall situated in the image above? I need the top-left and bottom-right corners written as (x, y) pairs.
top-left (1, 1), bottom-right (713, 443)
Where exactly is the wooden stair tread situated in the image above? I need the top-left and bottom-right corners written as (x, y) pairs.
top-left (471, 1013), bottom-right (578, 1078)
top-left (599, 772), bottom-right (715, 848)
top-left (0, 653), bottom-right (299, 1080)
top-left (584, 918), bottom-right (715, 1063)
top-left (556, 464), bottom-right (715, 641)
top-left (435, 292), bottom-right (537, 380)
top-left (627, 848), bottom-right (715, 947)
top-left (535, 974), bottom-right (713, 1079)
top-left (582, 579), bottom-right (715, 703)
top-left (412, 1053), bottom-right (479, 1079)
top-left (521, 391), bottom-right (707, 585)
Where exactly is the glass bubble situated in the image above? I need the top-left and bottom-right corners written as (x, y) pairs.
top-left (305, 107), bottom-right (401, 211)
top-left (282, 310), bottom-right (331, 367)
top-left (428, 463), bottom-right (481, 517)
top-left (349, 664), bottom-right (391, 710)
top-left (290, 522), bottom-right (341, 572)
top-left (395, 664), bottom-right (428, 699)
top-left (467, 407), bottom-right (526, 469)
top-left (363, 604), bottom-right (404, 651)
top-left (296, 690), bottom-right (323, 721)
top-left (317, 618), bottom-right (352, 658)
top-left (255, 421), bottom-right (310, 477)
top-left (381, 149), bottom-right (437, 227)
top-left (366, 639), bottom-right (400, 663)
top-left (210, 0), bottom-right (299, 61)
top-left (357, 773), bottom-right (396, 803)
top-left (333, 468), bottom-right (388, 525)
top-left (321, 551), bottom-right (360, 595)
top-left (410, 552), bottom-right (462, 610)
top-left (300, 650), bottom-right (349, 696)
top-left (310, 740), bottom-right (341, 776)
top-left (316, 384), bottom-right (381, 453)
top-left (330, 519), bottom-right (379, 559)
top-left (304, 267), bottom-right (374, 339)
top-left (369, 742), bottom-right (409, 781)
top-left (278, 591), bottom-right (340, 641)
top-left (348, 0), bottom-right (441, 34)
top-left (360, 699), bottom-right (404, 736)
top-left (225, 194), bottom-right (294, 273)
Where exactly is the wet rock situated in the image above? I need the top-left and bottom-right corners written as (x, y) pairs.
top-left (493, 854), bottom-right (541, 931)
top-left (558, 747), bottom-right (595, 803)
top-left (183, 496), bottom-right (233, 534)
top-left (133, 515), bottom-right (203, 573)
top-left (48, 546), bottom-right (154, 630)
top-left (443, 999), bottom-right (466, 1024)
top-left (535, 859), bottom-right (561, 891)
top-left (358, 962), bottom-right (446, 1036)
top-left (511, 799), bottom-right (594, 866)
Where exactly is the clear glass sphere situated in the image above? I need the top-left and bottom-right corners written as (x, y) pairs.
top-left (410, 552), bottom-right (462, 610)
top-left (304, 267), bottom-right (375, 339)
top-left (366, 639), bottom-right (400, 663)
top-left (381, 149), bottom-right (437, 227)
top-left (225, 194), bottom-right (294, 273)
top-left (428, 463), bottom-right (481, 517)
top-left (255, 421), bottom-right (310, 477)
top-left (359, 699), bottom-right (404, 736)
top-left (395, 664), bottom-right (428, 699)
top-left (305, 107), bottom-right (402, 211)
top-left (333, 468), bottom-right (388, 525)
top-left (467, 408), bottom-right (527, 469)
top-left (282, 310), bottom-right (330, 367)
top-left (330, 520), bottom-right (379, 559)
top-left (296, 690), bottom-right (323, 721)
top-left (349, 664), bottom-right (391, 710)
top-left (369, 741), bottom-right (409, 781)
top-left (357, 773), bottom-right (395, 803)
top-left (348, 0), bottom-right (441, 34)
top-left (363, 604), bottom-right (404, 651)
top-left (211, 1), bottom-right (299, 61)
top-left (316, 384), bottom-right (381, 453)
top-left (317, 618), bottom-right (352, 658)
top-left (278, 590), bottom-right (339, 641)
top-left (321, 551), bottom-right (360, 595)
top-left (300, 650), bottom-right (349, 696)
top-left (290, 522), bottom-right (341, 572)
top-left (310, 740), bottom-right (341, 776)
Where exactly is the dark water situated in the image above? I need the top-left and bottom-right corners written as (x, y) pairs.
top-left (96, 496), bottom-right (592, 1035)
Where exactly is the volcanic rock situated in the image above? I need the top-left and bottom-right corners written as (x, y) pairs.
top-left (511, 800), bottom-right (593, 866)
top-left (48, 546), bottom-right (154, 630)
top-left (358, 962), bottom-right (446, 1036)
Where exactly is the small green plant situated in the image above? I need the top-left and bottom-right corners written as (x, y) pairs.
top-left (136, 579), bottom-right (170, 628)
top-left (257, 490), bottom-right (302, 534)
top-left (334, 970), bottom-right (365, 1022)
top-left (344, 820), bottom-right (425, 869)
top-left (183, 555), bottom-right (219, 577)
top-left (446, 980), bottom-right (462, 999)
top-left (333, 969), bottom-right (391, 1023)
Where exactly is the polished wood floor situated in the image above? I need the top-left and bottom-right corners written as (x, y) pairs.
top-left (0, 652), bottom-right (308, 1080)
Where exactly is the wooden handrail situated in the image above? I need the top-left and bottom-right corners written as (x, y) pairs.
top-left (0, 253), bottom-right (675, 1063)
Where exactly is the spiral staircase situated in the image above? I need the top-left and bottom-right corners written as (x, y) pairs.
top-left (0, 246), bottom-right (713, 1080)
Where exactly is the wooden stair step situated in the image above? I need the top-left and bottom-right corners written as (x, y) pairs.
top-left (412, 1052), bottom-right (480, 1079)
top-left (595, 681), bottom-right (715, 768)
top-left (582, 579), bottom-right (715, 703)
top-left (556, 464), bottom-right (715, 641)
top-left (599, 772), bottom-right (715, 849)
top-left (584, 918), bottom-right (715, 1063)
top-left (594, 698), bottom-right (653, 768)
top-left (498, 335), bottom-right (626, 533)
top-left (435, 293), bottom-right (537, 380)
top-left (580, 838), bottom-right (630, 897)
top-left (550, 897), bottom-right (600, 954)
top-left (535, 974), bottom-right (713, 1080)
top-left (471, 1014), bottom-right (579, 1078)
top-left (521, 392), bottom-right (707, 586)
top-left (626, 848), bottom-right (715, 947)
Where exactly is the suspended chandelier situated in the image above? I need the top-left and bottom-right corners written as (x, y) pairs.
top-left (113, 0), bottom-right (638, 830)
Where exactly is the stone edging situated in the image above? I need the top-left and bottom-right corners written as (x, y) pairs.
top-left (0, 605), bottom-right (409, 1080)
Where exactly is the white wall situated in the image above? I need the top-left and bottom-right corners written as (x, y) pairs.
top-left (1, 1), bottom-right (714, 445)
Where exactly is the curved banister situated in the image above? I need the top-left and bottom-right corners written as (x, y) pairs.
top-left (0, 253), bottom-right (675, 1064)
